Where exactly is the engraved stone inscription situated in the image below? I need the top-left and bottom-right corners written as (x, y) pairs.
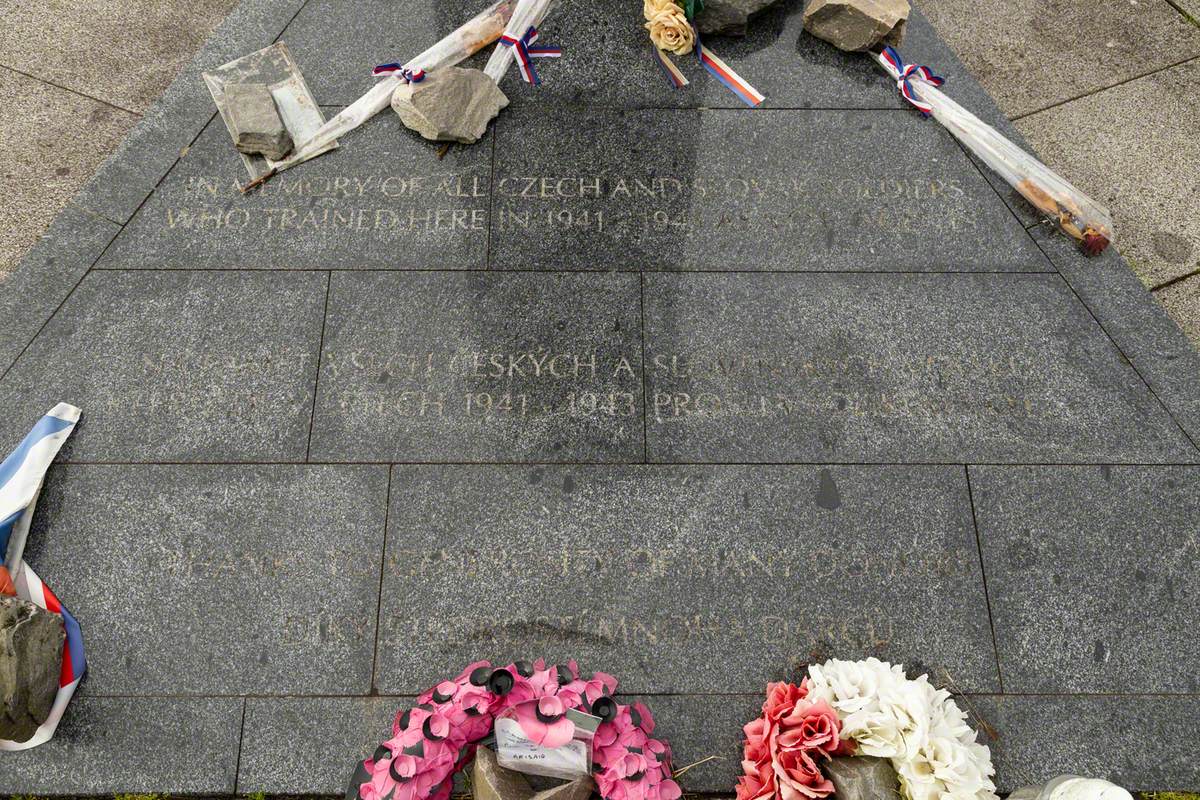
top-left (643, 273), bottom-right (1196, 463)
top-left (376, 464), bottom-right (997, 694)
top-left (310, 272), bottom-right (644, 462)
top-left (491, 107), bottom-right (1049, 271)
top-left (98, 113), bottom-right (491, 270)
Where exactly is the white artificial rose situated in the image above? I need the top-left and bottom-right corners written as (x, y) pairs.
top-left (808, 657), bottom-right (902, 715)
top-left (841, 707), bottom-right (908, 758)
top-left (896, 756), bottom-right (941, 800)
top-left (876, 678), bottom-right (933, 757)
top-left (1047, 777), bottom-right (1134, 800)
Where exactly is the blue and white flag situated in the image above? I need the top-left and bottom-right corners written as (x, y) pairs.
top-left (0, 402), bottom-right (85, 752)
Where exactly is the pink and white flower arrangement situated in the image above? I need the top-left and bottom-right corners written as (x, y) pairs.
top-left (736, 659), bottom-right (998, 800)
top-left (359, 659), bottom-right (682, 800)
top-left (735, 679), bottom-right (853, 800)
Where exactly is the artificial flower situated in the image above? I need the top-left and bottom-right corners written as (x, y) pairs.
top-left (644, 1), bottom-right (694, 56)
top-left (773, 746), bottom-right (834, 800)
top-left (775, 699), bottom-right (847, 758)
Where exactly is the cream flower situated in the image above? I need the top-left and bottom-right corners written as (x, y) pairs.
top-left (644, 2), bottom-right (694, 55)
top-left (643, 0), bottom-right (680, 17)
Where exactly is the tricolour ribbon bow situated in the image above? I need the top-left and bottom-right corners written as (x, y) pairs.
top-left (500, 26), bottom-right (562, 85)
top-left (371, 63), bottom-right (426, 83)
top-left (879, 45), bottom-right (944, 117)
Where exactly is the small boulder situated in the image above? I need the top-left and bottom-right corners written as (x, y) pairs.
top-left (1, 595), bottom-right (65, 743)
top-left (531, 777), bottom-right (595, 800)
top-left (824, 755), bottom-right (902, 800)
top-left (392, 67), bottom-right (509, 145)
top-left (474, 746), bottom-right (535, 800)
top-left (226, 82), bottom-right (293, 160)
top-left (803, 0), bottom-right (910, 52)
top-left (695, 0), bottom-right (788, 36)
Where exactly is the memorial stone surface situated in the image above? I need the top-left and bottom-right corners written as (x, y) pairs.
top-left (1, 0), bottom-right (1199, 794)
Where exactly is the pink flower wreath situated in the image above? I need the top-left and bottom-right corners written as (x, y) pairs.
top-left (358, 659), bottom-right (683, 800)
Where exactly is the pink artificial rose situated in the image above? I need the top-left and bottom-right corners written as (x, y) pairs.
top-left (735, 757), bottom-right (777, 800)
top-left (775, 700), bottom-right (845, 758)
top-left (773, 747), bottom-right (834, 800)
top-left (762, 680), bottom-right (809, 726)
top-left (741, 716), bottom-right (771, 764)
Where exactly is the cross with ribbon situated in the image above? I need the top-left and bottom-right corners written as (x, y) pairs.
top-left (371, 63), bottom-right (426, 83)
top-left (500, 25), bottom-right (562, 85)
top-left (879, 45), bottom-right (944, 117)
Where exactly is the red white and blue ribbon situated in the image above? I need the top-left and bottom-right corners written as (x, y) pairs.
top-left (879, 45), bottom-right (944, 117)
top-left (500, 26), bottom-right (562, 85)
top-left (0, 403), bottom-right (85, 752)
top-left (695, 26), bottom-right (764, 107)
top-left (371, 64), bottom-right (426, 83)
top-left (651, 25), bottom-right (764, 107)
top-left (651, 47), bottom-right (689, 88)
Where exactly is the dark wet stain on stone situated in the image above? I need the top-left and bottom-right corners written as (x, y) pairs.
top-left (1093, 639), bottom-right (1108, 664)
top-left (1152, 231), bottom-right (1193, 264)
top-left (1100, 464), bottom-right (1111, 481)
top-left (562, 474), bottom-right (575, 494)
top-left (816, 468), bottom-right (841, 510)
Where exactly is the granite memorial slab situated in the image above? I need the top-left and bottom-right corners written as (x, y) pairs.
top-left (283, 0), bottom-right (984, 113)
top-left (970, 465), bottom-right (1200, 694)
top-left (0, 696), bottom-right (242, 794)
top-left (971, 695), bottom-right (1200, 791)
top-left (1032, 222), bottom-right (1200, 448)
top-left (375, 464), bottom-right (998, 695)
top-left (97, 109), bottom-right (492, 270)
top-left (240, 696), bottom-right (405, 795)
top-left (490, 107), bottom-right (1050, 272)
top-left (643, 272), bottom-right (1198, 463)
top-left (0, 204), bottom-right (119, 376)
top-left (309, 272), bottom-right (644, 462)
top-left (0, 270), bottom-right (325, 462)
top-left (21, 464), bottom-right (388, 694)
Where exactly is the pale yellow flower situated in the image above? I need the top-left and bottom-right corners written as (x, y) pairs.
top-left (643, 0), bottom-right (680, 19)
top-left (645, 3), bottom-right (694, 55)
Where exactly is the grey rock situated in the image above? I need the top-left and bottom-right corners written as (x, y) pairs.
top-left (225, 82), bottom-right (293, 160)
top-left (803, 0), bottom-right (910, 51)
top-left (825, 756), bottom-right (902, 800)
top-left (0, 596), bottom-right (65, 743)
top-left (532, 777), bottom-right (595, 800)
top-left (643, 273), bottom-right (1196, 463)
top-left (971, 466), bottom-right (1200, 692)
top-left (391, 67), bottom-right (508, 145)
top-left (375, 464), bottom-right (997, 693)
top-left (695, 0), bottom-right (787, 36)
top-left (474, 746), bottom-right (534, 800)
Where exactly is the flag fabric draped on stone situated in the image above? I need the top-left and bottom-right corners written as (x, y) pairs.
top-left (0, 403), bottom-right (86, 752)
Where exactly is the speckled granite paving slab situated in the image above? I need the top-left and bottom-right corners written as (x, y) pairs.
top-left (2, 0), bottom-right (1198, 793)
